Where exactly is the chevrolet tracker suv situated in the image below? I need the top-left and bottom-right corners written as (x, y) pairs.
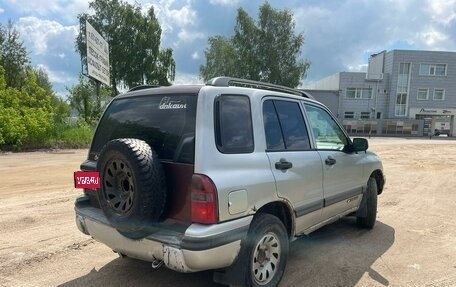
top-left (74, 77), bottom-right (385, 287)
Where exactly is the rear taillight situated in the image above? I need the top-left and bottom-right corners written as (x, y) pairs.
top-left (191, 174), bottom-right (218, 224)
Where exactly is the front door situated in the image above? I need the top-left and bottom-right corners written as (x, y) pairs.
top-left (303, 103), bottom-right (365, 219)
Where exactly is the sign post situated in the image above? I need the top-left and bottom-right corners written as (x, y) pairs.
top-left (85, 21), bottom-right (110, 87)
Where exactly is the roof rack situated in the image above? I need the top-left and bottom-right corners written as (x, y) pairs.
top-left (128, 85), bottom-right (160, 92)
top-left (206, 76), bottom-right (314, 99)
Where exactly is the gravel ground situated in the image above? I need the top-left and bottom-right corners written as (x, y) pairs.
top-left (0, 137), bottom-right (455, 287)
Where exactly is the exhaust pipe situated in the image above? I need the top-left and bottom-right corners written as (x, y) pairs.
top-left (152, 259), bottom-right (163, 269)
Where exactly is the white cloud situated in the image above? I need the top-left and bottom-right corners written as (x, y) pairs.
top-left (347, 64), bottom-right (368, 72)
top-left (427, 0), bottom-right (456, 26)
top-left (2, 0), bottom-right (88, 22)
top-left (37, 64), bottom-right (76, 85)
top-left (209, 0), bottom-right (241, 6)
top-left (172, 72), bottom-right (203, 85)
top-left (17, 17), bottom-right (78, 55)
top-left (177, 29), bottom-right (205, 43)
top-left (417, 28), bottom-right (450, 48)
top-left (191, 51), bottom-right (199, 60)
top-left (295, 0), bottom-right (456, 83)
top-left (5, 0), bottom-right (456, 94)
top-left (150, 0), bottom-right (198, 34)
top-left (15, 17), bottom-right (81, 95)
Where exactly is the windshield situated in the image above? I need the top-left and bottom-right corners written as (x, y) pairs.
top-left (90, 94), bottom-right (197, 164)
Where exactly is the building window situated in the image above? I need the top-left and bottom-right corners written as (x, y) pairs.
top-left (344, 111), bottom-right (355, 119)
top-left (360, 112), bottom-right (370, 119)
top-left (345, 88), bottom-right (372, 99)
top-left (419, 63), bottom-right (447, 76)
top-left (395, 93), bottom-right (407, 116)
top-left (417, 88), bottom-right (429, 100)
top-left (395, 63), bottom-right (410, 116)
top-left (433, 89), bottom-right (445, 100)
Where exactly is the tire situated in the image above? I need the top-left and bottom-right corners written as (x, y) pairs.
top-left (97, 138), bottom-right (166, 239)
top-left (357, 177), bottom-right (378, 229)
top-left (242, 214), bottom-right (289, 287)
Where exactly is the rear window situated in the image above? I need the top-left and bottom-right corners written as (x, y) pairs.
top-left (214, 95), bottom-right (254, 154)
top-left (91, 94), bottom-right (197, 164)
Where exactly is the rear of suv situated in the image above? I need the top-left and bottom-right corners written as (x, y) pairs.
top-left (75, 77), bottom-right (385, 286)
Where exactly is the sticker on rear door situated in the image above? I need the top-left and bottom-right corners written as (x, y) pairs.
top-left (159, 97), bottom-right (187, 110)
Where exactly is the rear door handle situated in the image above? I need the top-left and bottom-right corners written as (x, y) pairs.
top-left (325, 156), bottom-right (336, 166)
top-left (275, 158), bottom-right (293, 171)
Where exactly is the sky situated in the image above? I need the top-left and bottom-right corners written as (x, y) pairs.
top-left (0, 0), bottom-right (455, 97)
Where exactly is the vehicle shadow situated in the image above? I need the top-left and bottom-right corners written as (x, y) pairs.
top-left (60, 218), bottom-right (394, 287)
top-left (58, 257), bottom-right (223, 287)
top-left (283, 218), bottom-right (395, 287)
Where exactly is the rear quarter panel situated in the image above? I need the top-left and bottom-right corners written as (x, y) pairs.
top-left (194, 87), bottom-right (279, 222)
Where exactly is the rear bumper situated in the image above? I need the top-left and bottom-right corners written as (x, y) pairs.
top-left (75, 196), bottom-right (252, 272)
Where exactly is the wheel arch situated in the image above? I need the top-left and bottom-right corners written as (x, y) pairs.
top-left (255, 200), bottom-right (294, 239)
top-left (370, 169), bottom-right (385, 195)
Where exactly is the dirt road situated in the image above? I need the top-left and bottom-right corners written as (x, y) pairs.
top-left (1, 138), bottom-right (456, 287)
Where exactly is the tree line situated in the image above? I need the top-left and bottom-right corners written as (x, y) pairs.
top-left (0, 20), bottom-right (71, 149)
top-left (0, 0), bottom-right (309, 150)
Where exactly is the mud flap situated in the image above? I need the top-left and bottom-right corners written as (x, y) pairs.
top-left (213, 244), bottom-right (247, 286)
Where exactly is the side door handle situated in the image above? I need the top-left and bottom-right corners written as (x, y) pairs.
top-left (325, 156), bottom-right (336, 166)
top-left (275, 158), bottom-right (293, 171)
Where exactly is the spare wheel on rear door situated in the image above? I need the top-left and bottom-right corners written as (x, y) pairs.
top-left (96, 138), bottom-right (166, 239)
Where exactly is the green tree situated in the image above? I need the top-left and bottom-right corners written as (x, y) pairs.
top-left (67, 75), bottom-right (110, 125)
top-left (0, 20), bottom-right (29, 89)
top-left (200, 2), bottom-right (310, 88)
top-left (76, 0), bottom-right (176, 95)
top-left (34, 67), bottom-right (71, 124)
top-left (0, 65), bottom-right (55, 147)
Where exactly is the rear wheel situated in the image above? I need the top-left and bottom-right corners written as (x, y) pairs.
top-left (243, 214), bottom-right (289, 287)
top-left (357, 177), bottom-right (378, 229)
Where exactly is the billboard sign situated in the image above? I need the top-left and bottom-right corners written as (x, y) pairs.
top-left (86, 21), bottom-right (110, 86)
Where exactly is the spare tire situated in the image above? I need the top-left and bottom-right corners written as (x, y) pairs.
top-left (97, 138), bottom-right (166, 239)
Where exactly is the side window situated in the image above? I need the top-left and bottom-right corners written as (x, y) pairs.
top-left (272, 100), bottom-right (311, 151)
top-left (263, 100), bottom-right (285, 150)
top-left (304, 104), bottom-right (348, 150)
top-left (215, 95), bottom-right (254, 154)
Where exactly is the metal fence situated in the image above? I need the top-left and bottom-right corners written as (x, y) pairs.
top-left (342, 119), bottom-right (424, 136)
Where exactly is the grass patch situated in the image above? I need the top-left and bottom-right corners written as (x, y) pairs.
top-left (45, 124), bottom-right (95, 149)
top-left (3, 124), bottom-right (96, 151)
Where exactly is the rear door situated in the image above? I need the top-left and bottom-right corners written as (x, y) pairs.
top-left (303, 103), bottom-right (364, 219)
top-left (263, 99), bottom-right (324, 232)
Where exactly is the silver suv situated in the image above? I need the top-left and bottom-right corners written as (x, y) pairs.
top-left (74, 77), bottom-right (385, 286)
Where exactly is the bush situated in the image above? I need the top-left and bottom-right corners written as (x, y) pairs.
top-left (47, 123), bottom-right (94, 149)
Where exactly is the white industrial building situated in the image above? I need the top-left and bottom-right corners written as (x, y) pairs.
top-left (304, 50), bottom-right (456, 137)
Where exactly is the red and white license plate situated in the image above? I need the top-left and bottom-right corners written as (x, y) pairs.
top-left (74, 171), bottom-right (101, 189)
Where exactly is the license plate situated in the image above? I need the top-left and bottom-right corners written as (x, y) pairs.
top-left (74, 171), bottom-right (101, 188)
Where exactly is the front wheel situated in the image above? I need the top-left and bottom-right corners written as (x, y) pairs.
top-left (244, 214), bottom-right (289, 287)
top-left (357, 177), bottom-right (378, 229)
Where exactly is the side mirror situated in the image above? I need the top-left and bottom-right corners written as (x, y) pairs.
top-left (352, 138), bottom-right (368, 152)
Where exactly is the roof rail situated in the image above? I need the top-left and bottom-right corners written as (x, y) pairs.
top-left (206, 76), bottom-right (314, 99)
top-left (128, 85), bottom-right (160, 92)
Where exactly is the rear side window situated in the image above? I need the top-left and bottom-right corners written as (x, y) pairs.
top-left (263, 100), bottom-right (311, 151)
top-left (91, 94), bottom-right (197, 163)
top-left (263, 100), bottom-right (285, 150)
top-left (215, 95), bottom-right (254, 154)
